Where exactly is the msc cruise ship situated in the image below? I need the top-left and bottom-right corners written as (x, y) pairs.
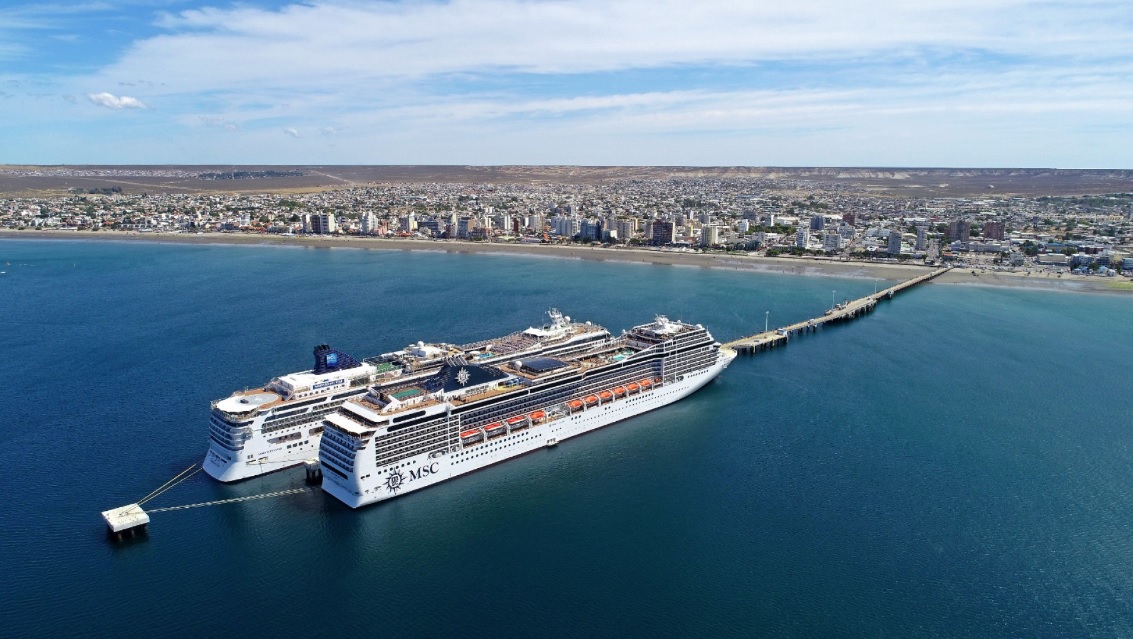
top-left (318, 314), bottom-right (735, 508)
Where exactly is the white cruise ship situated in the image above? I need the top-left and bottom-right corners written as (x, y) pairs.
top-left (203, 311), bottom-right (609, 482)
top-left (318, 315), bottom-right (736, 508)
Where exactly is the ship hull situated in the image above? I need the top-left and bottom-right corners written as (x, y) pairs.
top-left (322, 350), bottom-right (733, 508)
top-left (203, 438), bottom-right (321, 482)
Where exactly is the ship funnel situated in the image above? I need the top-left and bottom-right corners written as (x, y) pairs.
top-left (313, 344), bottom-right (362, 374)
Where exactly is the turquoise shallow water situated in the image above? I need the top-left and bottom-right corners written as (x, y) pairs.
top-left (1, 239), bottom-right (1132, 637)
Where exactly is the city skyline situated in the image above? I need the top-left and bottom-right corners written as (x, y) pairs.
top-left (2, 0), bottom-right (1132, 167)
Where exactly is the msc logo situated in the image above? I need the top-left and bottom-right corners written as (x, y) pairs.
top-left (409, 462), bottom-right (440, 481)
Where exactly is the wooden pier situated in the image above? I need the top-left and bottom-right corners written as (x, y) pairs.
top-left (724, 267), bottom-right (951, 355)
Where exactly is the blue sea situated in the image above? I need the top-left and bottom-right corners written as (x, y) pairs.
top-left (1, 239), bottom-right (1132, 637)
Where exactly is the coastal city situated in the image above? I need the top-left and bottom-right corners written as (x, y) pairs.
top-left (3, 170), bottom-right (1132, 276)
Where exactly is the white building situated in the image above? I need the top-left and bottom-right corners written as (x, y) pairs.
top-left (304, 213), bottom-right (336, 235)
top-left (701, 224), bottom-right (721, 247)
top-left (360, 212), bottom-right (378, 235)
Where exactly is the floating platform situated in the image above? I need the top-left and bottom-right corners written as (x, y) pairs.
top-left (101, 504), bottom-right (149, 541)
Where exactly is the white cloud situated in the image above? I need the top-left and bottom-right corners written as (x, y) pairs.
top-left (6, 0), bottom-right (1133, 166)
top-left (112, 0), bottom-right (1132, 90)
top-left (87, 91), bottom-right (146, 109)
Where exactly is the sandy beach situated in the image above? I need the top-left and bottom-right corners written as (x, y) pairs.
top-left (3, 229), bottom-right (1130, 295)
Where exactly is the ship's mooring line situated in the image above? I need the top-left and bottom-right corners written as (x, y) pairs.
top-left (145, 487), bottom-right (312, 513)
top-left (137, 464), bottom-right (203, 506)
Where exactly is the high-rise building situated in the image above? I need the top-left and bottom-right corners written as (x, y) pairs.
top-left (580, 219), bottom-right (603, 241)
top-left (304, 213), bottom-right (337, 235)
top-left (947, 220), bottom-right (971, 242)
top-left (456, 217), bottom-right (473, 239)
top-left (616, 219), bottom-right (636, 243)
top-left (417, 218), bottom-right (441, 236)
top-left (915, 225), bottom-right (927, 251)
top-left (525, 213), bottom-right (545, 232)
top-left (552, 215), bottom-right (579, 237)
top-left (652, 220), bottom-right (675, 246)
top-left (701, 225), bottom-right (721, 247)
top-left (810, 216), bottom-right (825, 231)
top-left (795, 227), bottom-right (810, 248)
top-left (823, 232), bottom-right (843, 251)
top-left (983, 221), bottom-right (1006, 240)
top-left (887, 229), bottom-right (903, 255)
top-left (360, 212), bottom-right (378, 235)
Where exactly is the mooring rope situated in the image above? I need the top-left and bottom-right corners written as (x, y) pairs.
top-left (137, 464), bottom-right (203, 506)
top-left (145, 488), bottom-right (312, 513)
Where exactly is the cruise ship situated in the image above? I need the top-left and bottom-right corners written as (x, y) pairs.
top-left (203, 311), bottom-right (609, 481)
top-left (318, 315), bottom-right (736, 508)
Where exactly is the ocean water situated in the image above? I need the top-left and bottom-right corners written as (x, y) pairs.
top-left (1, 239), bottom-right (1132, 637)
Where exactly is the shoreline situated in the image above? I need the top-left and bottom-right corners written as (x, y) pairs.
top-left (3, 229), bottom-right (1130, 294)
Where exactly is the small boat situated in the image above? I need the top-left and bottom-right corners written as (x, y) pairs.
top-left (584, 395), bottom-right (599, 406)
top-left (530, 410), bottom-right (546, 421)
top-left (567, 399), bottom-right (584, 411)
top-left (459, 428), bottom-right (481, 439)
top-left (507, 415), bottom-right (527, 427)
top-left (640, 379), bottom-right (652, 388)
top-left (613, 387), bottom-right (626, 397)
top-left (598, 390), bottom-right (613, 402)
top-left (627, 383), bottom-right (640, 392)
top-left (484, 422), bottom-right (505, 434)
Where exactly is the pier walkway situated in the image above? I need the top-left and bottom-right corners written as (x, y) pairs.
top-left (724, 267), bottom-right (951, 354)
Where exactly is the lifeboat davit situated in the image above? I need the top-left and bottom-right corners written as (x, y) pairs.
top-left (530, 410), bottom-right (546, 421)
top-left (568, 399), bottom-right (584, 411)
top-left (599, 390), bottom-right (613, 402)
top-left (614, 386), bottom-right (627, 397)
top-left (584, 395), bottom-right (599, 406)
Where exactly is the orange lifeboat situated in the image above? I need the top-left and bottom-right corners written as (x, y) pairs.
top-left (507, 415), bottom-right (527, 426)
top-left (460, 428), bottom-right (481, 439)
top-left (584, 395), bottom-right (599, 406)
top-left (599, 390), bottom-right (613, 402)
top-left (627, 383), bottom-right (640, 392)
top-left (568, 399), bottom-right (584, 411)
top-left (640, 379), bottom-right (652, 388)
top-left (484, 422), bottom-right (505, 433)
top-left (614, 387), bottom-right (626, 397)
top-left (530, 410), bottom-right (546, 421)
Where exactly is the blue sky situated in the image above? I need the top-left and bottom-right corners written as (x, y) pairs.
top-left (2, 0), bottom-right (1132, 167)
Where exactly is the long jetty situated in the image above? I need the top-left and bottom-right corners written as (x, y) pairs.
top-left (724, 267), bottom-right (951, 354)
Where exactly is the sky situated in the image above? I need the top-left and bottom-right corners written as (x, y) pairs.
top-left (1, 0), bottom-right (1132, 167)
